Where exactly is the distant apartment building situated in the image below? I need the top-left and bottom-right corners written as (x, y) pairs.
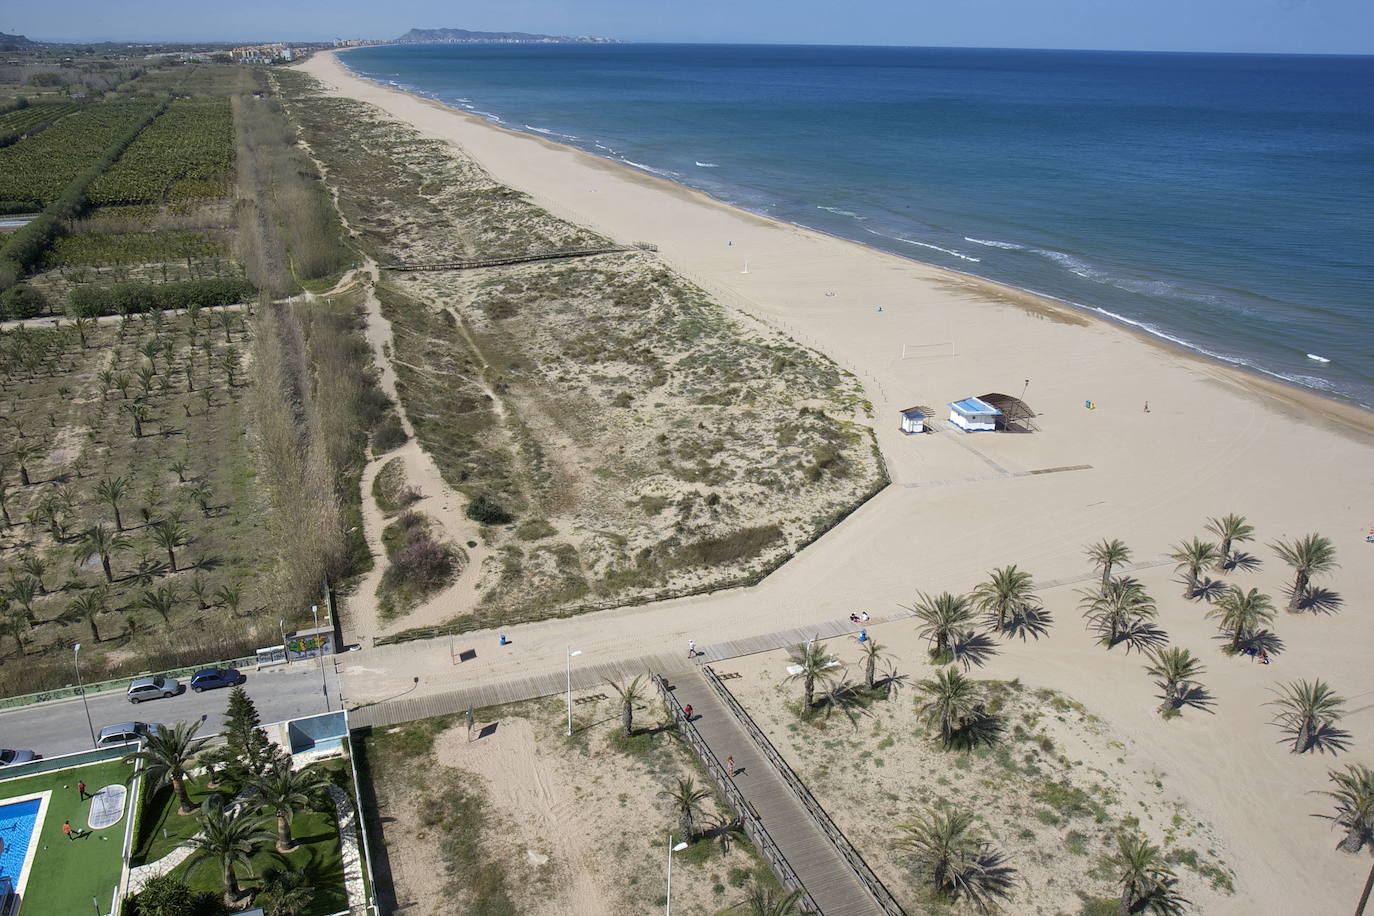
top-left (230, 43), bottom-right (296, 64)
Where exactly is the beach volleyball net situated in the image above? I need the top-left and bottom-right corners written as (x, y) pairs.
top-left (900, 342), bottom-right (954, 359)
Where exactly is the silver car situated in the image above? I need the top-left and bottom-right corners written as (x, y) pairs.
top-left (96, 721), bottom-right (162, 748)
top-left (126, 676), bottom-right (181, 704)
top-left (0, 748), bottom-right (40, 766)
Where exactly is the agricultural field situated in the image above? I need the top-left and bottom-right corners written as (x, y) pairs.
top-left (87, 99), bottom-right (235, 206)
top-left (0, 306), bottom-right (277, 698)
top-left (0, 100), bottom-right (80, 145)
top-left (0, 100), bottom-right (160, 208)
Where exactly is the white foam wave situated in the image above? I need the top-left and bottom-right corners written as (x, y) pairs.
top-left (695, 161), bottom-right (720, 168)
top-left (619, 158), bottom-right (678, 178)
top-left (471, 110), bottom-right (504, 123)
top-left (816, 206), bottom-right (865, 220)
top-left (1306, 353), bottom-right (1331, 363)
top-left (964, 236), bottom-right (1025, 250)
top-left (895, 238), bottom-right (981, 263)
top-left (1032, 248), bottom-right (1225, 305)
top-left (523, 124), bottom-right (579, 140)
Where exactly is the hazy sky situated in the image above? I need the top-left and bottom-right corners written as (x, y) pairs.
top-left (7, 0), bottom-right (1373, 54)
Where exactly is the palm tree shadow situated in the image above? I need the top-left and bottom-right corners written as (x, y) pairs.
top-left (1189, 577), bottom-right (1228, 604)
top-left (1174, 683), bottom-right (1217, 714)
top-left (999, 605), bottom-right (1053, 642)
top-left (875, 665), bottom-right (910, 697)
top-left (950, 631), bottom-right (1000, 670)
top-left (1293, 586), bottom-right (1343, 616)
top-left (951, 710), bottom-right (1003, 750)
top-left (1233, 629), bottom-right (1285, 659)
top-left (1285, 722), bottom-right (1353, 756)
top-left (1220, 551), bottom-right (1261, 572)
top-left (1105, 620), bottom-right (1169, 655)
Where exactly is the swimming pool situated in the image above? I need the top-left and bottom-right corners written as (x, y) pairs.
top-left (0, 795), bottom-right (46, 904)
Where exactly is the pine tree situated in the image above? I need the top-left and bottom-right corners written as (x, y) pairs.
top-left (218, 686), bottom-right (285, 788)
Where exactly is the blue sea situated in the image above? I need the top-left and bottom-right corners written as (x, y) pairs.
top-left (341, 44), bottom-right (1374, 408)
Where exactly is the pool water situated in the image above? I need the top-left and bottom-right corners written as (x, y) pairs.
top-left (0, 798), bottom-right (40, 890)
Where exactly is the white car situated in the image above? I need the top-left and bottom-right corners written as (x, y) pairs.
top-left (126, 676), bottom-right (181, 704)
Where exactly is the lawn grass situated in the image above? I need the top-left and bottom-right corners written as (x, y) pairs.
top-left (0, 758), bottom-right (133, 915)
top-left (129, 759), bottom-right (350, 916)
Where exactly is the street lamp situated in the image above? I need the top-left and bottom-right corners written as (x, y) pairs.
top-left (664, 832), bottom-right (690, 915)
top-left (565, 647), bottom-right (582, 736)
top-left (312, 604), bottom-right (330, 711)
top-left (73, 643), bottom-right (96, 748)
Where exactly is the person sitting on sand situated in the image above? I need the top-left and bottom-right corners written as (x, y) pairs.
top-left (860, 611), bottom-right (870, 622)
top-left (849, 613), bottom-right (861, 623)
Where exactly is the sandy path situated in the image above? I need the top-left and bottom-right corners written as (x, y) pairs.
top-left (301, 51), bottom-right (1374, 915)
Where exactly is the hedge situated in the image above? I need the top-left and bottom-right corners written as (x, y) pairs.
top-left (67, 277), bottom-right (255, 317)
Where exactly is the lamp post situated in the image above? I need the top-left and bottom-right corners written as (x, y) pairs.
top-left (312, 604), bottom-right (330, 711)
top-left (565, 647), bottom-right (582, 736)
top-left (665, 832), bottom-right (690, 915)
top-left (73, 643), bottom-right (96, 748)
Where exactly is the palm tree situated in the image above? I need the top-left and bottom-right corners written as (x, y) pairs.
top-left (897, 808), bottom-right (1016, 910)
top-left (170, 459), bottom-right (189, 483)
top-left (738, 882), bottom-right (805, 915)
top-left (1144, 647), bottom-right (1205, 716)
top-left (2, 605), bottom-right (29, 655)
top-left (853, 634), bottom-right (888, 690)
top-left (190, 480), bottom-right (213, 517)
top-left (257, 866), bottom-right (315, 916)
top-left (218, 308), bottom-right (235, 343)
top-left (75, 523), bottom-right (130, 583)
top-left (67, 587), bottom-right (108, 643)
top-left (1169, 538), bottom-right (1219, 598)
top-left (12, 441), bottom-right (40, 486)
top-left (1313, 764), bottom-right (1374, 854)
top-left (915, 667), bottom-right (983, 748)
top-left (217, 581), bottom-right (243, 616)
top-left (17, 553), bottom-right (47, 593)
top-left (149, 519), bottom-right (188, 572)
top-left (95, 475), bottom-right (130, 531)
top-left (139, 584), bottom-right (181, 627)
top-left (913, 592), bottom-right (977, 659)
top-left (1087, 539), bottom-right (1131, 593)
top-left (1205, 513), bottom-right (1255, 567)
top-left (1271, 534), bottom-right (1338, 612)
top-left (1268, 679), bottom-right (1346, 754)
top-left (1109, 832), bottom-right (1188, 916)
top-left (190, 575), bottom-right (211, 610)
top-left (660, 776), bottom-right (711, 843)
top-left (1206, 586), bottom-right (1275, 652)
top-left (8, 576), bottom-right (39, 625)
top-left (785, 639), bottom-right (838, 708)
top-left (248, 758), bottom-right (331, 853)
top-left (124, 720), bottom-right (210, 815)
top-left (605, 675), bottom-right (647, 736)
top-left (121, 400), bottom-right (150, 438)
top-left (1080, 577), bottom-right (1158, 648)
top-left (184, 797), bottom-right (273, 908)
top-left (972, 565), bottom-right (1040, 632)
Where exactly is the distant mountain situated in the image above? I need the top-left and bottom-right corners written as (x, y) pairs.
top-left (0, 32), bottom-right (38, 50)
top-left (394, 28), bottom-right (621, 45)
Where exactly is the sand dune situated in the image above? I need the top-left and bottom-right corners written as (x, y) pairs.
top-left (301, 51), bottom-right (1374, 914)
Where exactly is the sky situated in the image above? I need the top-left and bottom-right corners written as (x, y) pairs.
top-left (5, 0), bottom-right (1373, 55)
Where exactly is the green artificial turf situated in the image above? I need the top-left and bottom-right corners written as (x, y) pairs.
top-left (0, 759), bottom-right (134, 915)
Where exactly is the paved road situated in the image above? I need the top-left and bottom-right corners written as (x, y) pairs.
top-left (0, 661), bottom-right (342, 758)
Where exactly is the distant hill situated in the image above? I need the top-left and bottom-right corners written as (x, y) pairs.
top-left (395, 28), bottom-right (620, 44)
top-left (0, 32), bottom-right (38, 50)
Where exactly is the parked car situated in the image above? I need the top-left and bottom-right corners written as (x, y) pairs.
top-left (189, 667), bottom-right (245, 692)
top-left (96, 722), bottom-right (162, 748)
top-left (0, 748), bottom-right (40, 766)
top-left (126, 676), bottom-right (181, 704)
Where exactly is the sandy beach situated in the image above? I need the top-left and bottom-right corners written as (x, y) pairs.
top-left (300, 50), bottom-right (1374, 914)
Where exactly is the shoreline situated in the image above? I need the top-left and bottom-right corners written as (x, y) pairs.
top-left (326, 47), bottom-right (1374, 431)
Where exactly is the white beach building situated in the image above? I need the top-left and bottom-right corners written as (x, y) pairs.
top-left (899, 405), bottom-right (931, 434)
top-left (948, 396), bottom-right (1002, 432)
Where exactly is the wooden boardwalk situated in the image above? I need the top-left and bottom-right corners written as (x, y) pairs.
top-left (669, 668), bottom-right (890, 915)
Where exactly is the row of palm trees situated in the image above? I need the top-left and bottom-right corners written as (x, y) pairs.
top-left (125, 718), bottom-right (333, 909)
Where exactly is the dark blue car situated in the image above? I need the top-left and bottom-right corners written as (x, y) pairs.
top-left (190, 667), bottom-right (245, 692)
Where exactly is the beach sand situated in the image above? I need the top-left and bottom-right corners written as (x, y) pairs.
top-left (301, 51), bottom-right (1374, 914)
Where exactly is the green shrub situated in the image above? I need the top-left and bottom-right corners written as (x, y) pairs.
top-left (0, 282), bottom-right (46, 319)
top-left (372, 412), bottom-right (409, 452)
top-left (515, 518), bottom-right (556, 541)
top-left (67, 277), bottom-right (254, 317)
top-left (466, 494), bottom-right (513, 526)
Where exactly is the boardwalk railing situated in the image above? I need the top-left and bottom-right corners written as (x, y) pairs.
top-left (651, 673), bottom-right (820, 914)
top-left (384, 244), bottom-right (652, 272)
top-left (701, 666), bottom-right (908, 916)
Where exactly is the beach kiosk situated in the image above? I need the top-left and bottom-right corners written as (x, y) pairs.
top-left (948, 396), bottom-right (1002, 432)
top-left (899, 405), bottom-right (932, 434)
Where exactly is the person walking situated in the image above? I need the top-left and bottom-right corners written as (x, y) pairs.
top-left (77, 780), bottom-right (88, 800)
top-left (687, 639), bottom-right (696, 659)
top-left (683, 704), bottom-right (693, 720)
top-left (726, 755), bottom-right (736, 776)
top-left (63, 820), bottom-right (76, 841)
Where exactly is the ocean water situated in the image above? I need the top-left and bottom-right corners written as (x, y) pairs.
top-left (341, 44), bottom-right (1374, 408)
